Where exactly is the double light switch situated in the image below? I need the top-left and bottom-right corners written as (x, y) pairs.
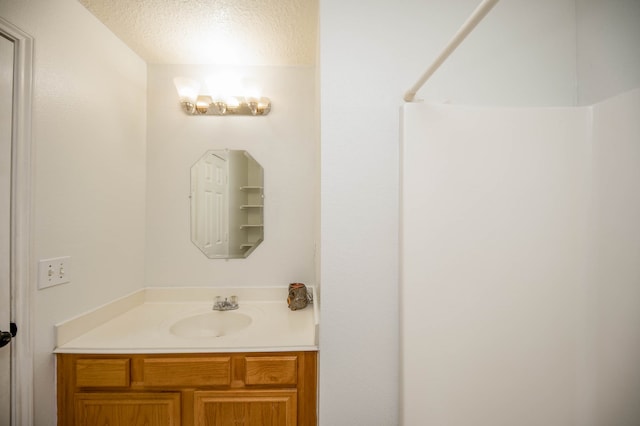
top-left (38, 256), bottom-right (72, 289)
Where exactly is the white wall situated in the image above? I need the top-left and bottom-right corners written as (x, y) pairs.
top-left (0, 0), bottom-right (147, 424)
top-left (319, 0), bottom-right (577, 423)
top-left (576, 0), bottom-right (640, 105)
top-left (145, 64), bottom-right (318, 287)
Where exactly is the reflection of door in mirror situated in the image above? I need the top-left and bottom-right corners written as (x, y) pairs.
top-left (191, 151), bottom-right (229, 257)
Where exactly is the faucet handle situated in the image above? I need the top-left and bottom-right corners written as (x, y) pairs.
top-left (230, 295), bottom-right (238, 305)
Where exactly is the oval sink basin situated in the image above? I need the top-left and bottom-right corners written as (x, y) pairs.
top-left (170, 311), bottom-right (252, 338)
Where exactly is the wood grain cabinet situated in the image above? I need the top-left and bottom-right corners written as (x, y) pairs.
top-left (57, 351), bottom-right (317, 426)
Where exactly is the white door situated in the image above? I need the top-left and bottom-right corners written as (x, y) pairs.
top-left (203, 153), bottom-right (229, 257)
top-left (0, 33), bottom-right (14, 426)
top-left (192, 152), bottom-right (229, 257)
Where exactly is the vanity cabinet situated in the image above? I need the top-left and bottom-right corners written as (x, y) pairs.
top-left (72, 392), bottom-right (181, 425)
top-left (57, 351), bottom-right (317, 426)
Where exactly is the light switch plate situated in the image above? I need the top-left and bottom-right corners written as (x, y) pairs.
top-left (38, 256), bottom-right (72, 289)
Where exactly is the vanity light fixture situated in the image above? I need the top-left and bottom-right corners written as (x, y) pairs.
top-left (173, 77), bottom-right (271, 116)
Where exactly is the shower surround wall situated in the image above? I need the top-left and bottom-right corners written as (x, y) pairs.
top-left (401, 89), bottom-right (640, 425)
top-left (584, 90), bottom-right (640, 425)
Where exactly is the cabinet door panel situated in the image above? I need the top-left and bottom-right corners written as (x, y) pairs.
top-left (245, 356), bottom-right (297, 385)
top-left (142, 357), bottom-right (231, 387)
top-left (76, 359), bottom-right (130, 388)
top-left (74, 392), bottom-right (180, 426)
top-left (195, 390), bottom-right (296, 426)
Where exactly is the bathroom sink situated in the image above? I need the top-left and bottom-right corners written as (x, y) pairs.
top-left (169, 311), bottom-right (252, 338)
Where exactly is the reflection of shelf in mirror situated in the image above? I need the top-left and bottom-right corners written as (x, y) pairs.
top-left (240, 243), bottom-right (255, 249)
top-left (240, 186), bottom-right (264, 190)
top-left (240, 205), bottom-right (264, 209)
top-left (240, 224), bottom-right (264, 229)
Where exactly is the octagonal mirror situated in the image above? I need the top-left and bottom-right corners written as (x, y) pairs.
top-left (190, 149), bottom-right (264, 258)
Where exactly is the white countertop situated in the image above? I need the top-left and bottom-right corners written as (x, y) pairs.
top-left (54, 287), bottom-right (318, 354)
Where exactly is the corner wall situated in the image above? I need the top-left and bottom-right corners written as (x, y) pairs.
top-left (576, 0), bottom-right (640, 104)
top-left (0, 1), bottom-right (147, 424)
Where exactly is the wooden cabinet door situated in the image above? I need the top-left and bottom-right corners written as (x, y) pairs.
top-left (74, 392), bottom-right (181, 426)
top-left (194, 390), bottom-right (296, 426)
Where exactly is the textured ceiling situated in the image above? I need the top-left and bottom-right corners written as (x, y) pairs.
top-left (78, 0), bottom-right (318, 65)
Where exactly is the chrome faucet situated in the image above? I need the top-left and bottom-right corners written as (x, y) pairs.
top-left (213, 295), bottom-right (239, 311)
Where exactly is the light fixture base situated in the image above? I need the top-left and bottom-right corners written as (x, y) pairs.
top-left (180, 96), bottom-right (271, 116)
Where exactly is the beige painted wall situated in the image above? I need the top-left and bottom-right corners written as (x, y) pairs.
top-left (0, 0), bottom-right (147, 424)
